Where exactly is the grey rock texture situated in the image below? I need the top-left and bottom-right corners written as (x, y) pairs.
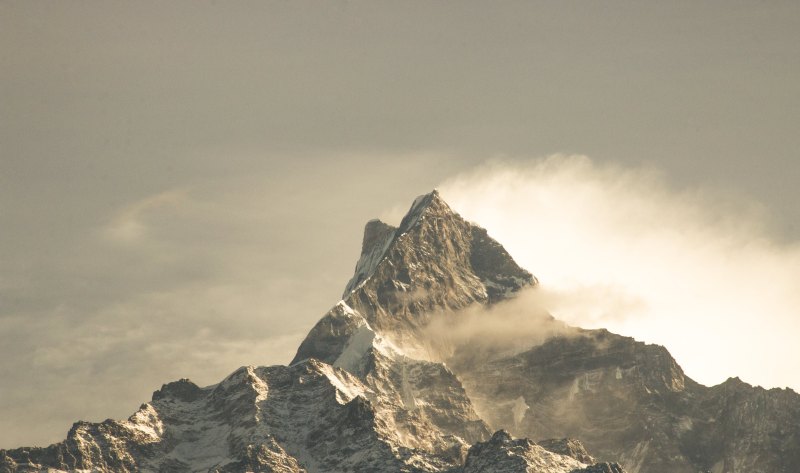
top-left (537, 438), bottom-right (596, 465)
top-left (574, 463), bottom-right (626, 473)
top-left (461, 430), bottom-right (625, 473)
top-left (458, 327), bottom-right (800, 473)
top-left (1, 360), bottom-right (472, 473)
top-left (332, 190), bottom-right (535, 338)
top-left (462, 430), bottom-right (586, 473)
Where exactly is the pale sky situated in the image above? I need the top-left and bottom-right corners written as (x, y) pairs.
top-left (1, 1), bottom-right (799, 448)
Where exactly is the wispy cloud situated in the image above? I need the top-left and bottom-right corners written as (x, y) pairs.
top-left (440, 155), bottom-right (800, 391)
top-left (103, 189), bottom-right (189, 243)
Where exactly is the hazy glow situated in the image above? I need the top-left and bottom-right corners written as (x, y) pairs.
top-left (440, 156), bottom-right (800, 390)
top-left (2, 0), bottom-right (798, 450)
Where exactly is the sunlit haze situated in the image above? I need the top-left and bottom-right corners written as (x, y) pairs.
top-left (438, 156), bottom-right (800, 391)
top-left (2, 0), bottom-right (798, 449)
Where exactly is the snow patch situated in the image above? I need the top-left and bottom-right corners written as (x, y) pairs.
top-left (334, 324), bottom-right (376, 373)
top-left (248, 366), bottom-right (269, 404)
top-left (400, 363), bottom-right (418, 410)
top-left (126, 403), bottom-right (164, 440)
top-left (399, 191), bottom-right (438, 234)
top-left (335, 300), bottom-right (358, 317)
top-left (511, 396), bottom-right (529, 427)
top-left (318, 363), bottom-right (365, 404)
top-left (343, 225), bottom-right (396, 295)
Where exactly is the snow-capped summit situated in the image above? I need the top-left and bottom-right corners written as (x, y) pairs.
top-left (341, 190), bottom-right (534, 331)
top-left (294, 190), bottom-right (537, 373)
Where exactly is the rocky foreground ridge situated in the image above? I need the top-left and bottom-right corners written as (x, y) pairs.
top-left (2, 190), bottom-right (799, 473)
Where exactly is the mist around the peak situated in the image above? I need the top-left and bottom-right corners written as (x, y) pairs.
top-left (420, 288), bottom-right (580, 366)
top-left (437, 155), bottom-right (800, 391)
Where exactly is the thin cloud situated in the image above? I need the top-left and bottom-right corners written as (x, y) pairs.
top-left (420, 288), bottom-right (578, 367)
top-left (103, 189), bottom-right (189, 243)
top-left (439, 155), bottom-right (800, 391)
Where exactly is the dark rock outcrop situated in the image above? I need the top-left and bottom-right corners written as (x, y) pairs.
top-left (462, 430), bottom-right (624, 473)
top-left (538, 438), bottom-right (596, 465)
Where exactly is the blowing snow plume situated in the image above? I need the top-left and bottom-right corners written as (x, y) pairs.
top-left (421, 288), bottom-right (580, 369)
top-left (438, 155), bottom-right (800, 391)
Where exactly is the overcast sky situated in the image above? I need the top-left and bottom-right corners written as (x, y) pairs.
top-left (1, 1), bottom-right (799, 448)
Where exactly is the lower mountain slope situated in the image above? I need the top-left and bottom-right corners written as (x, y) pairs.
top-left (462, 430), bottom-right (625, 473)
top-left (1, 359), bottom-right (475, 473)
top-left (0, 304), bottom-right (608, 473)
top-left (455, 327), bottom-right (800, 473)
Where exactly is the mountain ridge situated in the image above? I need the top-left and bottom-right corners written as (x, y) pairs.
top-left (3, 190), bottom-right (798, 473)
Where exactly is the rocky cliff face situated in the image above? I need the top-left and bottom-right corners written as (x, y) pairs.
top-left (295, 191), bottom-right (535, 362)
top-left (1, 358), bottom-right (479, 473)
top-left (456, 326), bottom-right (800, 473)
top-left (2, 190), bottom-right (797, 473)
top-left (462, 431), bottom-right (625, 473)
top-left (334, 190), bottom-right (535, 340)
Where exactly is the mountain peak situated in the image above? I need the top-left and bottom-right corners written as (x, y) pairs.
top-left (317, 191), bottom-right (537, 361)
top-left (397, 189), bottom-right (452, 234)
top-left (344, 190), bottom-right (464, 297)
top-left (361, 219), bottom-right (395, 254)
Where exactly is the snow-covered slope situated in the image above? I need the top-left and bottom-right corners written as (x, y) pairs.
top-left (1, 358), bottom-right (472, 473)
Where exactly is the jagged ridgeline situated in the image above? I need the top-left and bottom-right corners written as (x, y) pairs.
top-left (2, 191), bottom-right (799, 473)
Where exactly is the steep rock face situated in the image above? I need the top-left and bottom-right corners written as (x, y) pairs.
top-left (457, 328), bottom-right (800, 473)
top-left (458, 329), bottom-right (697, 472)
top-left (335, 190), bottom-right (535, 340)
top-left (462, 430), bottom-right (586, 473)
top-left (344, 219), bottom-right (397, 297)
top-left (461, 430), bottom-right (626, 473)
top-left (684, 377), bottom-right (800, 473)
top-left (0, 360), bottom-right (471, 473)
top-left (293, 190), bottom-right (535, 384)
top-left (537, 438), bottom-right (596, 465)
top-left (291, 300), bottom-right (491, 451)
